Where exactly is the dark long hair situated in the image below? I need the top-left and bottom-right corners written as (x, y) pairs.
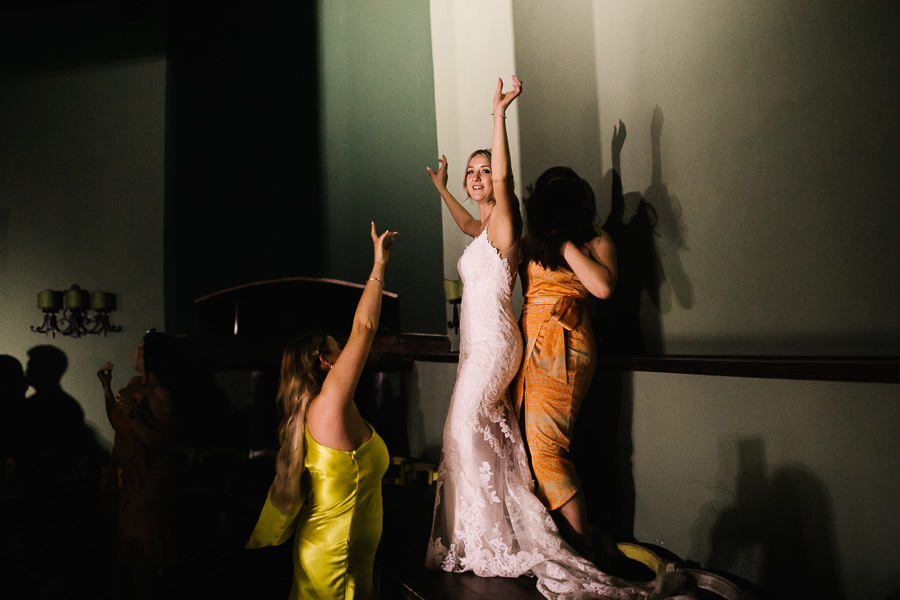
top-left (143, 330), bottom-right (179, 390)
top-left (522, 166), bottom-right (598, 271)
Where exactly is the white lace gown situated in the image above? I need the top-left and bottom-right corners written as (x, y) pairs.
top-left (426, 228), bottom-right (690, 600)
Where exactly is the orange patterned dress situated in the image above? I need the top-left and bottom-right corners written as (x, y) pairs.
top-left (511, 261), bottom-right (596, 510)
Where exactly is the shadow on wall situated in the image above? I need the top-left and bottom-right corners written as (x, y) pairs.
top-left (22, 345), bottom-right (108, 484)
top-left (692, 437), bottom-right (847, 600)
top-left (574, 105), bottom-right (693, 541)
top-left (595, 104), bottom-right (693, 358)
top-left (0, 346), bottom-right (108, 598)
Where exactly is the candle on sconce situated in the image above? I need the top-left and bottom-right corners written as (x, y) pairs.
top-left (443, 279), bottom-right (463, 301)
top-left (32, 284), bottom-right (121, 337)
top-left (64, 286), bottom-right (89, 310)
top-left (37, 289), bottom-right (62, 311)
top-left (90, 291), bottom-right (115, 311)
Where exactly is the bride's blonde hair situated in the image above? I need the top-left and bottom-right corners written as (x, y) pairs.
top-left (464, 148), bottom-right (496, 204)
top-left (269, 332), bottom-right (329, 513)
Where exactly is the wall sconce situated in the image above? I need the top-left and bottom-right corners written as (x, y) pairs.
top-left (31, 284), bottom-right (121, 338)
top-left (443, 279), bottom-right (463, 336)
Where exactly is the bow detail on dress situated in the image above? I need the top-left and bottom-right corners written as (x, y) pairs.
top-left (530, 296), bottom-right (584, 384)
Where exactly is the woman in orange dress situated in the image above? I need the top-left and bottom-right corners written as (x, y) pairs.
top-left (511, 166), bottom-right (618, 555)
top-left (96, 330), bottom-right (180, 600)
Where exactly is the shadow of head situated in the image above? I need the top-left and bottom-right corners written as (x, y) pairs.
top-left (25, 344), bottom-right (68, 390)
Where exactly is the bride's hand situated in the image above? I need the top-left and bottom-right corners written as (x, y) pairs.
top-left (493, 75), bottom-right (522, 118)
top-left (426, 154), bottom-right (449, 192)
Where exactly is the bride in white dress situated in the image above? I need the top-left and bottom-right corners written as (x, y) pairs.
top-left (423, 78), bottom-right (691, 600)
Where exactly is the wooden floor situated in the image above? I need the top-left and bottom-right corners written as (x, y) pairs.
top-left (373, 482), bottom-right (713, 600)
top-left (376, 483), bottom-right (545, 600)
top-left (3, 460), bottom-right (759, 600)
top-left (378, 568), bottom-right (543, 600)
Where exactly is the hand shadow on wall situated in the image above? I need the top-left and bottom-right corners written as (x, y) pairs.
top-left (575, 106), bottom-right (693, 541)
top-left (643, 105), bottom-right (694, 319)
top-left (594, 105), bottom-right (694, 358)
top-left (692, 437), bottom-right (846, 600)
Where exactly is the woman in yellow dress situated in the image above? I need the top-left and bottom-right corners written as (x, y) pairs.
top-left (246, 221), bottom-right (398, 600)
top-left (511, 167), bottom-right (618, 556)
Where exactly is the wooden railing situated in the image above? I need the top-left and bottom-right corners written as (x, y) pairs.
top-left (382, 336), bottom-right (899, 384)
top-left (596, 355), bottom-right (900, 383)
top-left (365, 333), bottom-right (899, 384)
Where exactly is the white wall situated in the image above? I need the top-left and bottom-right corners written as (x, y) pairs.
top-left (0, 58), bottom-right (167, 448)
top-left (429, 0), bottom-right (524, 346)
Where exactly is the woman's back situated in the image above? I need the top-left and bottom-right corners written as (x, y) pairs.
top-left (290, 426), bottom-right (389, 599)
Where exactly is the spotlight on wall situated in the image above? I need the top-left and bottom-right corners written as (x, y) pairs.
top-left (31, 284), bottom-right (121, 338)
top-left (443, 279), bottom-right (463, 336)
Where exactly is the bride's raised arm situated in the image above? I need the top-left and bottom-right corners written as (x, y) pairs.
top-left (426, 154), bottom-right (482, 238)
top-left (489, 75), bottom-right (522, 255)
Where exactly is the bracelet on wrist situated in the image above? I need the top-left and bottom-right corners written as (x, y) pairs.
top-left (366, 277), bottom-right (384, 287)
top-left (491, 112), bottom-right (507, 119)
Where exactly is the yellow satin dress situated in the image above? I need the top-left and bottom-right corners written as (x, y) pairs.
top-left (246, 424), bottom-right (389, 600)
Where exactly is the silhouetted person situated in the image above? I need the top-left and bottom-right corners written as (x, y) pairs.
top-left (0, 356), bottom-right (31, 600)
top-left (574, 118), bottom-right (664, 546)
top-left (24, 344), bottom-right (95, 485)
top-left (641, 106), bottom-right (693, 319)
top-left (4, 346), bottom-right (107, 597)
top-left (0, 354), bottom-right (28, 489)
top-left (594, 105), bottom-right (693, 358)
top-left (95, 330), bottom-right (182, 600)
top-left (706, 440), bottom-right (845, 599)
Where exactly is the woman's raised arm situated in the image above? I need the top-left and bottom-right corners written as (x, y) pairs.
top-left (561, 232), bottom-right (618, 300)
top-left (427, 154), bottom-right (481, 238)
top-left (489, 76), bottom-right (522, 253)
top-left (318, 222), bottom-right (398, 411)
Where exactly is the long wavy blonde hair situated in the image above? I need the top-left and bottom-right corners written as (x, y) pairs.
top-left (269, 332), bottom-right (329, 513)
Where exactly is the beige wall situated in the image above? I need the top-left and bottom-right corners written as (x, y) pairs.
top-left (421, 2), bottom-right (900, 598)
top-left (510, 0), bottom-right (900, 356)
top-left (630, 372), bottom-right (900, 598)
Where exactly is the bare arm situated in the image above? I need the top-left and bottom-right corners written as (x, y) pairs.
top-left (105, 374), bottom-right (173, 446)
top-left (488, 76), bottom-right (522, 253)
top-left (427, 154), bottom-right (481, 238)
top-left (562, 230), bottom-right (618, 299)
top-left (309, 222), bottom-right (397, 442)
top-left (97, 362), bottom-right (117, 424)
